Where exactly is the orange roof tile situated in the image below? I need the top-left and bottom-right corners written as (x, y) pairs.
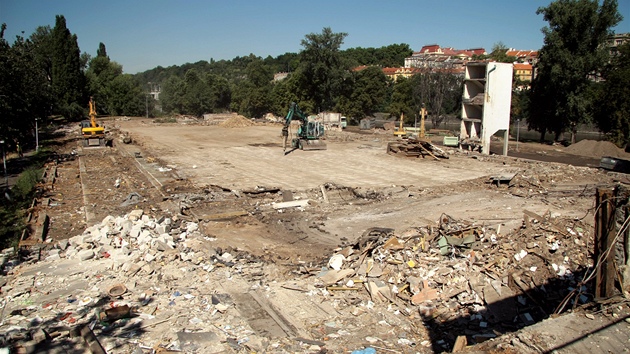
top-left (514, 63), bottom-right (532, 70)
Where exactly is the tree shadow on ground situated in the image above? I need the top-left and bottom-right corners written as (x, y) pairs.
top-left (421, 266), bottom-right (601, 353)
top-left (0, 286), bottom-right (151, 353)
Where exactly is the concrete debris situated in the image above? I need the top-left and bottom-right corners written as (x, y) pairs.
top-left (272, 199), bottom-right (309, 210)
top-left (0, 209), bottom-right (279, 353)
top-left (295, 211), bottom-right (596, 351)
top-left (0, 192), bottom-right (617, 352)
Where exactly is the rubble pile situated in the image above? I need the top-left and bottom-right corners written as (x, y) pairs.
top-left (219, 115), bottom-right (255, 128)
top-left (565, 139), bottom-right (626, 159)
top-left (309, 211), bottom-right (594, 350)
top-left (387, 138), bottom-right (450, 159)
top-left (0, 210), bottom-right (278, 353)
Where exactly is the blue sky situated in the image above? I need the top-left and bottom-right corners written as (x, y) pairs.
top-left (1, 0), bottom-right (629, 74)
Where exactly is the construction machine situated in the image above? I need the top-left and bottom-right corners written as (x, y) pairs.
top-left (393, 112), bottom-right (407, 137)
top-left (81, 97), bottom-right (105, 147)
top-left (281, 102), bottom-right (327, 151)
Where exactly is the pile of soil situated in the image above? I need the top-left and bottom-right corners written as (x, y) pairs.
top-left (566, 139), bottom-right (625, 158)
top-left (219, 115), bottom-right (255, 128)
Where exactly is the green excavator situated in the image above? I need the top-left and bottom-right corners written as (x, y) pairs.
top-left (281, 102), bottom-right (327, 151)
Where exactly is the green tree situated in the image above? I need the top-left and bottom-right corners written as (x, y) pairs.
top-left (51, 15), bottom-right (86, 120)
top-left (160, 75), bottom-right (184, 114)
top-left (488, 42), bottom-right (518, 63)
top-left (529, 0), bottom-right (621, 143)
top-left (593, 42), bottom-right (630, 145)
top-left (29, 26), bottom-right (53, 88)
top-left (389, 77), bottom-right (414, 123)
top-left (294, 27), bottom-right (349, 112)
top-left (232, 59), bottom-right (273, 117)
top-left (0, 24), bottom-right (52, 147)
top-left (181, 69), bottom-right (212, 117)
top-left (86, 43), bottom-right (124, 115)
top-left (342, 43), bottom-right (413, 67)
top-left (337, 66), bottom-right (388, 121)
top-left (97, 42), bottom-right (107, 58)
top-left (268, 76), bottom-right (300, 117)
top-left (105, 74), bottom-right (145, 116)
top-left (409, 69), bottom-right (462, 127)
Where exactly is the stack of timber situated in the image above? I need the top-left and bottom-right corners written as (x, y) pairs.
top-left (387, 138), bottom-right (449, 160)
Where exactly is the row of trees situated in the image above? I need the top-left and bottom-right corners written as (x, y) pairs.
top-left (1, 0), bottom-right (629, 150)
top-left (149, 28), bottom-right (461, 126)
top-left (0, 15), bottom-right (148, 150)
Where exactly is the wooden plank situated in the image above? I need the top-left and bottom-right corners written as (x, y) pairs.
top-left (272, 199), bottom-right (309, 209)
top-left (452, 335), bottom-right (468, 352)
top-left (19, 239), bottom-right (45, 247)
top-left (320, 185), bottom-right (329, 203)
top-left (80, 325), bottom-right (107, 354)
top-left (417, 143), bottom-right (439, 161)
top-left (595, 188), bottom-right (616, 299)
top-left (200, 210), bottom-right (249, 221)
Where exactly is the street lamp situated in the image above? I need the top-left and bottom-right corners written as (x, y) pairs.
top-left (0, 140), bottom-right (6, 186)
top-left (35, 118), bottom-right (40, 151)
top-left (516, 119), bottom-right (521, 152)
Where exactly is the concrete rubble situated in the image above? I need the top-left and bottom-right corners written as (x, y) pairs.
top-left (0, 201), bottom-right (600, 353)
top-left (2, 122), bottom-right (629, 353)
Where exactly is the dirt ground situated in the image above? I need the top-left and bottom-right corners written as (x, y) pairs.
top-left (39, 117), bottom-right (620, 263)
top-left (4, 116), bottom-right (630, 353)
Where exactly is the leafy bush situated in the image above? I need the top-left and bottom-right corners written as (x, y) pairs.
top-left (0, 167), bottom-right (43, 249)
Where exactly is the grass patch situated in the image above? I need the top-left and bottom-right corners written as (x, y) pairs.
top-left (0, 150), bottom-right (50, 249)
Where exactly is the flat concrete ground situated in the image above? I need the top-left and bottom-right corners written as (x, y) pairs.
top-left (110, 119), bottom-right (614, 264)
top-left (117, 122), bottom-right (510, 191)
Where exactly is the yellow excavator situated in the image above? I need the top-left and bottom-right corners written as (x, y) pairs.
top-left (80, 97), bottom-right (105, 147)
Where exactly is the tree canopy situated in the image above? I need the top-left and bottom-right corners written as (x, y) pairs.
top-left (51, 15), bottom-right (85, 120)
top-left (529, 0), bottom-right (622, 142)
top-left (593, 42), bottom-right (630, 145)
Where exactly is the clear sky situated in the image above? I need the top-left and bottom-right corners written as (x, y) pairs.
top-left (1, 0), bottom-right (629, 74)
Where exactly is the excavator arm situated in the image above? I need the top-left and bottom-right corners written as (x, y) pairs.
top-left (281, 102), bottom-right (326, 151)
top-left (81, 97), bottom-right (106, 147)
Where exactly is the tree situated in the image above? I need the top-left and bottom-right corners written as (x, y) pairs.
top-left (51, 15), bottom-right (86, 120)
top-left (342, 43), bottom-right (413, 67)
top-left (105, 74), bottom-right (144, 116)
top-left (593, 42), bottom-right (630, 145)
top-left (337, 66), bottom-right (388, 120)
top-left (294, 27), bottom-right (349, 112)
top-left (528, 0), bottom-right (621, 143)
top-left (410, 69), bottom-right (462, 127)
top-left (0, 24), bottom-right (52, 147)
top-left (86, 43), bottom-right (124, 115)
top-left (488, 42), bottom-right (518, 63)
top-left (160, 75), bottom-right (184, 114)
top-left (97, 42), bottom-right (108, 58)
top-left (389, 77), bottom-right (415, 123)
top-left (232, 59), bottom-right (273, 118)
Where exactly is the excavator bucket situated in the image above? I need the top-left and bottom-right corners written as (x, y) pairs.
top-left (299, 139), bottom-right (327, 151)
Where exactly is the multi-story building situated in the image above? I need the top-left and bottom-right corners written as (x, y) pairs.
top-left (609, 32), bottom-right (629, 55)
top-left (514, 63), bottom-right (533, 83)
top-left (404, 45), bottom-right (486, 72)
top-left (380, 67), bottom-right (422, 80)
top-left (505, 49), bottom-right (538, 65)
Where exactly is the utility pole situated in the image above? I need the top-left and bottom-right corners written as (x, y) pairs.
top-left (516, 118), bottom-right (521, 151)
top-left (420, 105), bottom-right (426, 139)
top-left (35, 118), bottom-right (40, 151)
top-left (0, 140), bottom-right (6, 186)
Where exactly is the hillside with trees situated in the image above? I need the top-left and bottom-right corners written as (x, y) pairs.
top-left (1, 0), bottom-right (629, 153)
